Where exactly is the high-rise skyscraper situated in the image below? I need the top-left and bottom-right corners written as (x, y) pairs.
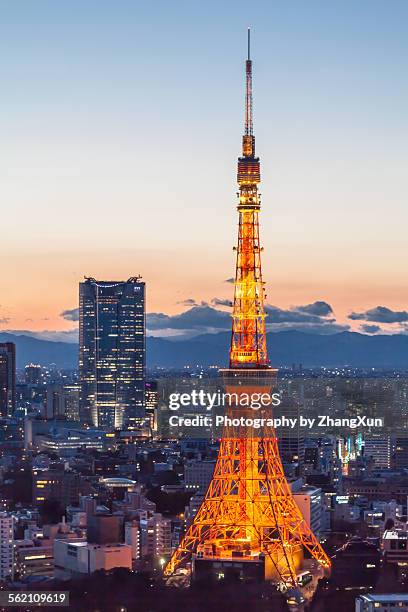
top-left (0, 343), bottom-right (16, 417)
top-left (145, 380), bottom-right (158, 433)
top-left (0, 512), bottom-right (14, 580)
top-left (45, 383), bottom-right (80, 420)
top-left (79, 277), bottom-right (145, 429)
top-left (24, 363), bottom-right (42, 385)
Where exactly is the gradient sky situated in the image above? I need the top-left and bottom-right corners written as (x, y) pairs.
top-left (1, 1), bottom-right (408, 338)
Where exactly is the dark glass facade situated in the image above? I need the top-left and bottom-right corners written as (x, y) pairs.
top-left (0, 343), bottom-right (16, 417)
top-left (79, 278), bottom-right (145, 429)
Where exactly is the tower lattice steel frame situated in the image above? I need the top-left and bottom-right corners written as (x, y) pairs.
top-left (165, 31), bottom-right (331, 585)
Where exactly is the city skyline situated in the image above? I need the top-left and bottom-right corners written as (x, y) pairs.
top-left (2, 1), bottom-right (408, 340)
top-left (0, 4), bottom-right (407, 606)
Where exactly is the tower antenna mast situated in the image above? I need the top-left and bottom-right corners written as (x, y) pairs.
top-left (245, 27), bottom-right (253, 136)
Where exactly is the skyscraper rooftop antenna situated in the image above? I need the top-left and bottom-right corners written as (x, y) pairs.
top-left (245, 28), bottom-right (253, 136)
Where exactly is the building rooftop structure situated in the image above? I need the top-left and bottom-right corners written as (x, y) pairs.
top-left (100, 477), bottom-right (137, 488)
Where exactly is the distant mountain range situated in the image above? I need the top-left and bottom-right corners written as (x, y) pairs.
top-left (0, 333), bottom-right (78, 369)
top-left (2, 330), bottom-right (408, 370)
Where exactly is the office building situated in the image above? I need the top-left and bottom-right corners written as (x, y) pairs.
top-left (145, 380), bottom-right (158, 432)
top-left (79, 496), bottom-right (97, 518)
top-left (46, 384), bottom-right (66, 419)
top-left (292, 485), bottom-right (322, 536)
top-left (0, 343), bottom-right (16, 416)
top-left (24, 364), bottom-right (42, 385)
top-left (140, 512), bottom-right (171, 559)
top-left (87, 514), bottom-right (121, 545)
top-left (382, 529), bottom-right (408, 564)
top-left (304, 444), bottom-right (319, 473)
top-left (125, 520), bottom-right (141, 561)
top-left (184, 492), bottom-right (205, 530)
top-left (13, 539), bottom-right (54, 579)
top-left (394, 436), bottom-right (408, 470)
top-left (345, 475), bottom-right (408, 504)
top-left (33, 469), bottom-right (81, 508)
top-left (332, 538), bottom-right (381, 588)
top-left (54, 540), bottom-right (132, 579)
top-left (277, 397), bottom-right (305, 472)
top-left (355, 594), bottom-right (408, 611)
top-left (0, 512), bottom-right (14, 580)
top-left (37, 428), bottom-right (106, 456)
top-left (46, 384), bottom-right (80, 421)
top-left (184, 459), bottom-right (216, 492)
top-left (64, 384), bottom-right (80, 421)
top-left (79, 277), bottom-right (145, 429)
top-left (24, 417), bottom-right (33, 450)
top-left (364, 434), bottom-right (392, 469)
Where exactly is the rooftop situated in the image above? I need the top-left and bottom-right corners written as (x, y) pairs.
top-left (383, 530), bottom-right (408, 540)
top-left (358, 594), bottom-right (408, 602)
top-left (100, 477), bottom-right (136, 487)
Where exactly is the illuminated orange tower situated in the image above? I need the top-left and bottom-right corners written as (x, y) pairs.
top-left (165, 30), bottom-right (331, 585)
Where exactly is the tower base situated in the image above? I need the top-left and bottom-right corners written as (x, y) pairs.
top-left (164, 367), bottom-right (331, 586)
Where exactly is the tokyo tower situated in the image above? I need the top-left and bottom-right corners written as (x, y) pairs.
top-left (165, 30), bottom-right (331, 586)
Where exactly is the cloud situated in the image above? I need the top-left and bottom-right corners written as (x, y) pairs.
top-left (147, 313), bottom-right (174, 329)
top-left (348, 306), bottom-right (408, 324)
top-left (296, 301), bottom-right (333, 316)
top-left (60, 308), bottom-right (80, 322)
top-left (263, 301), bottom-right (349, 334)
top-left (211, 298), bottom-right (232, 307)
top-left (0, 305), bottom-right (10, 325)
top-left (147, 305), bottom-right (230, 334)
top-left (398, 324), bottom-right (408, 335)
top-left (360, 324), bottom-right (381, 334)
top-left (147, 300), bottom-right (347, 337)
top-left (265, 301), bottom-right (333, 324)
top-left (177, 298), bottom-right (197, 306)
top-left (266, 305), bottom-right (317, 324)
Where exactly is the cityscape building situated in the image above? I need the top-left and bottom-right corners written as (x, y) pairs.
top-left (79, 277), bottom-right (145, 429)
top-left (0, 343), bottom-right (16, 417)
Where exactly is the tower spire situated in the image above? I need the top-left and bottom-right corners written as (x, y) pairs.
top-left (232, 29), bottom-right (267, 368)
top-left (245, 27), bottom-right (253, 138)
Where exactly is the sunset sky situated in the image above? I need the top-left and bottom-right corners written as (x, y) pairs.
top-left (1, 1), bottom-right (408, 340)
